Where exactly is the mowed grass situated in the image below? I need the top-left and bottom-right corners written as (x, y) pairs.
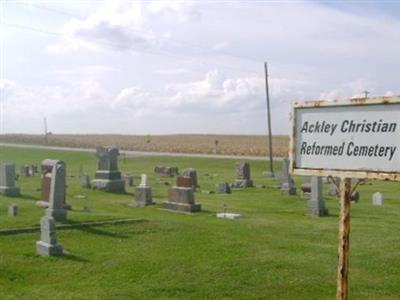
top-left (0, 147), bottom-right (399, 300)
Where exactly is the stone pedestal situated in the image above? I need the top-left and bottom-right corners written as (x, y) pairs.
top-left (36, 216), bottom-right (63, 256)
top-left (162, 187), bottom-right (201, 212)
top-left (131, 186), bottom-right (154, 207)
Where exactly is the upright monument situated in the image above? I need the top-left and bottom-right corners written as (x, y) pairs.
top-left (0, 163), bottom-right (20, 197)
top-left (91, 147), bottom-right (125, 193)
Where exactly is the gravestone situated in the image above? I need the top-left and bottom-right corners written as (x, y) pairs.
top-left (131, 174), bottom-right (154, 207)
top-left (31, 165), bottom-right (38, 175)
top-left (0, 163), bottom-right (20, 196)
top-left (301, 176), bottom-right (311, 198)
top-left (37, 159), bottom-right (70, 209)
top-left (154, 166), bottom-right (179, 177)
top-left (8, 204), bottom-right (18, 217)
top-left (308, 176), bottom-right (328, 216)
top-left (91, 147), bottom-right (125, 193)
top-left (123, 175), bottom-right (134, 188)
top-left (162, 185), bottom-right (201, 213)
top-left (372, 192), bottom-right (383, 205)
top-left (176, 176), bottom-right (193, 188)
top-left (36, 216), bottom-right (63, 256)
top-left (280, 158), bottom-right (296, 195)
top-left (20, 165), bottom-right (30, 177)
top-left (216, 182), bottom-right (231, 194)
top-left (182, 168), bottom-right (198, 190)
top-left (46, 161), bottom-right (67, 222)
top-left (80, 174), bottom-right (91, 189)
top-left (232, 162), bottom-right (253, 188)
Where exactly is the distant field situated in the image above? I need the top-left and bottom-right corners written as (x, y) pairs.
top-left (0, 134), bottom-right (289, 157)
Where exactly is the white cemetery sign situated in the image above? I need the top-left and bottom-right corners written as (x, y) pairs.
top-left (290, 97), bottom-right (400, 180)
top-left (289, 96), bottom-right (400, 300)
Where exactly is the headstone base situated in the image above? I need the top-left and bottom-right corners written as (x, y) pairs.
top-left (47, 208), bottom-right (67, 222)
top-left (232, 179), bottom-right (253, 188)
top-left (36, 241), bottom-right (63, 256)
top-left (131, 186), bottom-right (154, 207)
top-left (0, 186), bottom-right (20, 197)
top-left (91, 179), bottom-right (125, 193)
top-left (162, 202), bottom-right (201, 213)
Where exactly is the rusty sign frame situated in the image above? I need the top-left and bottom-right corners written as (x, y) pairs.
top-left (289, 96), bottom-right (400, 180)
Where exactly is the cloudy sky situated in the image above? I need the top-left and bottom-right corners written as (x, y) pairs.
top-left (1, 1), bottom-right (399, 135)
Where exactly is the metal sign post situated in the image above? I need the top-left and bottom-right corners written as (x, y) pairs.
top-left (289, 96), bottom-right (400, 300)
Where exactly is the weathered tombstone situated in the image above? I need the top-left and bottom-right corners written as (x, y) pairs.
top-left (182, 168), bottom-right (198, 190)
top-left (46, 161), bottom-right (67, 222)
top-left (162, 184), bottom-right (201, 213)
top-left (36, 159), bottom-right (70, 209)
top-left (280, 158), bottom-right (296, 195)
top-left (36, 216), bottom-right (63, 256)
top-left (372, 192), bottom-right (383, 205)
top-left (91, 146), bottom-right (125, 193)
top-left (0, 163), bottom-right (20, 196)
top-left (8, 204), bottom-right (18, 216)
top-left (216, 182), bottom-right (231, 194)
top-left (80, 174), bottom-right (91, 189)
top-left (308, 176), bottom-right (328, 216)
top-left (301, 176), bottom-right (311, 198)
top-left (20, 164), bottom-right (31, 177)
top-left (131, 174), bottom-right (154, 207)
top-left (123, 174), bottom-right (134, 188)
top-left (154, 166), bottom-right (179, 177)
top-left (176, 176), bottom-right (193, 188)
top-left (232, 161), bottom-right (253, 188)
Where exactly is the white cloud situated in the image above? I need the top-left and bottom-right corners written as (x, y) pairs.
top-left (47, 0), bottom-right (200, 54)
top-left (156, 68), bottom-right (191, 75)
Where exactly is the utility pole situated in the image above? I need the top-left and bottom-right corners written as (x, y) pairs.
top-left (264, 62), bottom-right (274, 177)
top-left (44, 117), bottom-right (48, 145)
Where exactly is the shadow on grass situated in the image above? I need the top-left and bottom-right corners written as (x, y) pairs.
top-left (63, 219), bottom-right (149, 239)
top-left (19, 194), bottom-right (39, 201)
top-left (59, 252), bottom-right (90, 263)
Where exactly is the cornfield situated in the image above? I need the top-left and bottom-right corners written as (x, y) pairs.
top-left (0, 134), bottom-right (290, 157)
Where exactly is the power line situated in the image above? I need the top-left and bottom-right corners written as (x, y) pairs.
top-left (16, 2), bottom-right (263, 70)
top-left (1, 20), bottom-right (260, 76)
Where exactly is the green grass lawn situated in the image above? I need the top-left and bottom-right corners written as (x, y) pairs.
top-left (0, 147), bottom-right (399, 299)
